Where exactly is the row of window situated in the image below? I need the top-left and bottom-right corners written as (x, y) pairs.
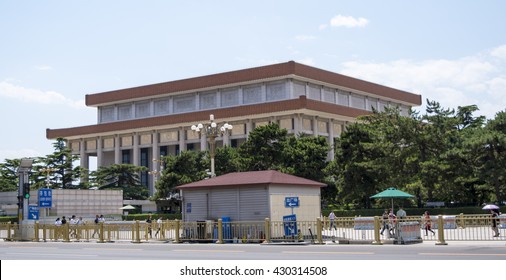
top-left (98, 79), bottom-right (409, 123)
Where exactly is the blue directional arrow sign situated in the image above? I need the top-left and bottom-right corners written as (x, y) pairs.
top-left (285, 197), bottom-right (299, 208)
top-left (28, 206), bottom-right (39, 220)
top-left (283, 214), bottom-right (297, 237)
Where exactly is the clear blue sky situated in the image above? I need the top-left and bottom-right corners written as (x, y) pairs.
top-left (1, 0), bottom-right (505, 163)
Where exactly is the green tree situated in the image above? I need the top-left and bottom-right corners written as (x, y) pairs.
top-left (33, 138), bottom-right (85, 189)
top-left (213, 145), bottom-right (241, 176)
top-left (238, 123), bottom-right (287, 171)
top-left (0, 159), bottom-right (21, 192)
top-left (330, 119), bottom-right (391, 209)
top-left (91, 164), bottom-right (148, 200)
top-left (468, 110), bottom-right (506, 204)
top-left (153, 150), bottom-right (208, 200)
top-left (280, 134), bottom-right (329, 182)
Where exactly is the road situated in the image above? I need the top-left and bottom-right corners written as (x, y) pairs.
top-left (1, 240), bottom-right (505, 260)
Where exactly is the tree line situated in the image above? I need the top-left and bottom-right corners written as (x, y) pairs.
top-left (1, 100), bottom-right (505, 209)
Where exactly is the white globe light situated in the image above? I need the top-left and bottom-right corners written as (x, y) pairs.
top-left (191, 125), bottom-right (196, 131)
top-left (211, 122), bottom-right (217, 128)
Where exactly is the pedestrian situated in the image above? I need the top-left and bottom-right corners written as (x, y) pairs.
top-left (380, 209), bottom-right (389, 236)
top-left (396, 207), bottom-right (406, 221)
top-left (491, 209), bottom-right (500, 237)
top-left (54, 217), bottom-right (62, 240)
top-left (92, 214), bottom-right (99, 238)
top-left (423, 211), bottom-right (435, 236)
top-left (388, 210), bottom-right (396, 236)
top-left (155, 216), bottom-right (162, 238)
top-left (146, 215), bottom-right (153, 238)
top-left (61, 216), bottom-right (67, 225)
top-left (69, 215), bottom-right (78, 238)
top-left (328, 211), bottom-right (337, 230)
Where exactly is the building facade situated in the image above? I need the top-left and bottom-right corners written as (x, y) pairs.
top-left (176, 170), bottom-right (326, 223)
top-left (46, 61), bottom-right (421, 196)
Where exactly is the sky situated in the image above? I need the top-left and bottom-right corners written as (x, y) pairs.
top-left (1, 0), bottom-right (506, 164)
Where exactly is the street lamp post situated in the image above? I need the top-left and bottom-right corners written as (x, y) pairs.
top-left (191, 114), bottom-right (233, 177)
top-left (149, 158), bottom-right (164, 196)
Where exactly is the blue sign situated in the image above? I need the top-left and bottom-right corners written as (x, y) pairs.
top-left (38, 188), bottom-right (52, 208)
top-left (28, 206), bottom-right (39, 220)
top-left (284, 197), bottom-right (299, 208)
top-left (283, 214), bottom-right (297, 237)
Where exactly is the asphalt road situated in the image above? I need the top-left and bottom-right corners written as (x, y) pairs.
top-left (1, 240), bottom-right (505, 260)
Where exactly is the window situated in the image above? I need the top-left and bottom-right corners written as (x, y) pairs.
top-left (173, 95), bottom-right (195, 113)
top-left (154, 99), bottom-right (170, 115)
top-left (243, 85), bottom-right (262, 104)
top-left (118, 104), bottom-right (132, 120)
top-left (199, 91), bottom-right (217, 110)
top-left (221, 88), bottom-right (239, 107)
top-left (266, 82), bottom-right (286, 101)
top-left (135, 102), bottom-right (150, 118)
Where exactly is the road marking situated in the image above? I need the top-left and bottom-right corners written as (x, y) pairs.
top-left (419, 253), bottom-right (506, 257)
top-left (283, 251), bottom-right (374, 255)
top-left (6, 252), bottom-right (98, 257)
top-left (172, 249), bottom-right (244, 253)
top-left (83, 248), bottom-right (143, 251)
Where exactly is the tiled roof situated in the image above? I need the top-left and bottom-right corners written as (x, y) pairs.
top-left (176, 170), bottom-right (326, 189)
top-left (85, 61), bottom-right (421, 106)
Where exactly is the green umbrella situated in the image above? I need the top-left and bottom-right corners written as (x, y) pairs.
top-left (370, 187), bottom-right (414, 211)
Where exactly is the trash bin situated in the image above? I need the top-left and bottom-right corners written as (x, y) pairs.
top-left (222, 217), bottom-right (232, 241)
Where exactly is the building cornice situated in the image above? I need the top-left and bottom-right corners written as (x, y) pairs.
top-left (85, 61), bottom-right (421, 107)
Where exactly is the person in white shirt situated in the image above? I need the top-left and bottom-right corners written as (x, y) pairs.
top-left (328, 211), bottom-right (337, 230)
top-left (396, 207), bottom-right (406, 221)
top-left (69, 215), bottom-right (78, 238)
top-left (155, 217), bottom-right (163, 238)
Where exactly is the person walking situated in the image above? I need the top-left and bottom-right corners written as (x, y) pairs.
top-left (155, 217), bottom-right (162, 238)
top-left (92, 214), bottom-right (100, 238)
top-left (380, 209), bottom-right (389, 236)
top-left (388, 210), bottom-right (396, 236)
top-left (491, 209), bottom-right (500, 237)
top-left (328, 211), bottom-right (337, 231)
top-left (423, 211), bottom-right (435, 236)
top-left (69, 215), bottom-right (78, 238)
top-left (146, 215), bottom-right (153, 238)
top-left (54, 217), bottom-right (62, 240)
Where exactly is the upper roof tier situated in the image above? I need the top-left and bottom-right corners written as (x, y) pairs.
top-left (85, 61), bottom-right (421, 107)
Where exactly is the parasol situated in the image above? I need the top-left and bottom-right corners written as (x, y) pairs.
top-left (370, 187), bottom-right (415, 211)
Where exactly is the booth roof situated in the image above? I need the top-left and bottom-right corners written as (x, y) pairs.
top-left (175, 170), bottom-right (326, 189)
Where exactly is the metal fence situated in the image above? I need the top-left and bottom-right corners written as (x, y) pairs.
top-left (1, 214), bottom-right (504, 244)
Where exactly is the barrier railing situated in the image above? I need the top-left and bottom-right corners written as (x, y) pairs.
top-left (1, 215), bottom-right (504, 244)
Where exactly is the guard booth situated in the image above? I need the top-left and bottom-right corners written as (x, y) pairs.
top-left (395, 221), bottom-right (422, 244)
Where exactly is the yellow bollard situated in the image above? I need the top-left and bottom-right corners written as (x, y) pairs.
top-left (264, 218), bottom-right (271, 243)
top-left (42, 224), bottom-right (47, 242)
top-left (436, 215), bottom-right (448, 245)
top-left (217, 219), bottom-right (223, 244)
top-left (317, 217), bottom-right (323, 244)
top-left (175, 219), bottom-right (180, 243)
top-left (372, 216), bottom-right (383, 245)
top-left (132, 220), bottom-right (141, 243)
top-left (98, 222), bottom-right (105, 243)
top-left (34, 221), bottom-right (39, 242)
top-left (64, 223), bottom-right (70, 242)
